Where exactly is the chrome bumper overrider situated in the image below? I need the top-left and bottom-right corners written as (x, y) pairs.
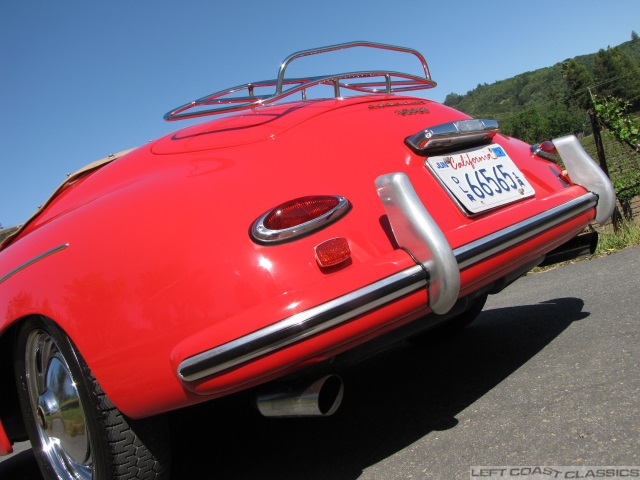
top-left (553, 135), bottom-right (615, 225)
top-left (179, 135), bottom-right (613, 382)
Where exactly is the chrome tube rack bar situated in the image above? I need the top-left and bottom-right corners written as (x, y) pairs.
top-left (164, 41), bottom-right (436, 121)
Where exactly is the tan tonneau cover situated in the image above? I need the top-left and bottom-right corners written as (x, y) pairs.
top-left (1, 147), bottom-right (137, 250)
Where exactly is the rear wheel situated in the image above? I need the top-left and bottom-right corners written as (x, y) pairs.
top-left (439, 293), bottom-right (488, 332)
top-left (14, 317), bottom-right (171, 480)
top-left (410, 293), bottom-right (488, 345)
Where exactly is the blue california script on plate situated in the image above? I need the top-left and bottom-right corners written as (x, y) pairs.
top-left (426, 144), bottom-right (535, 213)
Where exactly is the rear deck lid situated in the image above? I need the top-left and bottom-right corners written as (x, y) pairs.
top-left (152, 100), bottom-right (341, 155)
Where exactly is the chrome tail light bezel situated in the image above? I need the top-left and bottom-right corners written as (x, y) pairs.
top-left (250, 195), bottom-right (350, 244)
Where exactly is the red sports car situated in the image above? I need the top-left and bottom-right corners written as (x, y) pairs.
top-left (0, 42), bottom-right (615, 479)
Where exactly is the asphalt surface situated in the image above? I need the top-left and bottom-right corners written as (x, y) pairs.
top-left (1, 246), bottom-right (638, 479)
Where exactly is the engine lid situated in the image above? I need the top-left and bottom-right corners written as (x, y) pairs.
top-left (152, 99), bottom-right (345, 155)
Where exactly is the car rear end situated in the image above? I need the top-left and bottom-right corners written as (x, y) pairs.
top-left (167, 94), bottom-right (613, 405)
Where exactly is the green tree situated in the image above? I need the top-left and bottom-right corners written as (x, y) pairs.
top-left (593, 47), bottom-right (640, 107)
top-left (444, 92), bottom-right (462, 108)
top-left (501, 103), bottom-right (588, 144)
top-left (502, 107), bottom-right (550, 144)
top-left (548, 104), bottom-right (590, 137)
top-left (561, 59), bottom-right (594, 110)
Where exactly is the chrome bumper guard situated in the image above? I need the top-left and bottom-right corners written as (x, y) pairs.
top-left (553, 135), bottom-right (615, 225)
top-left (178, 159), bottom-right (607, 382)
top-left (375, 173), bottom-right (460, 315)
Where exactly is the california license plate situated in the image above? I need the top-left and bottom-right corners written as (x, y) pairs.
top-left (426, 144), bottom-right (535, 213)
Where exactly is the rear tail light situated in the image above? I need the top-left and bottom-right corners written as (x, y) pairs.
top-left (251, 195), bottom-right (350, 244)
top-left (531, 140), bottom-right (572, 183)
top-left (531, 140), bottom-right (558, 162)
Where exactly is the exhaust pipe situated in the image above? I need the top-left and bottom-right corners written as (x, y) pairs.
top-left (255, 374), bottom-right (344, 418)
top-left (539, 231), bottom-right (598, 267)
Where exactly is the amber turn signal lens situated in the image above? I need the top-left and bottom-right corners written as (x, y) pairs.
top-left (315, 237), bottom-right (351, 268)
top-left (559, 169), bottom-right (572, 185)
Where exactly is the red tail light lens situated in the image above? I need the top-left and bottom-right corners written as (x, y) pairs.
top-left (538, 140), bottom-right (557, 154)
top-left (264, 196), bottom-right (340, 230)
top-left (251, 195), bottom-right (350, 244)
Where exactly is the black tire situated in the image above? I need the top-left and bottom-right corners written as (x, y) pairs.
top-left (439, 293), bottom-right (488, 332)
top-left (13, 317), bottom-right (171, 480)
top-left (410, 293), bottom-right (488, 345)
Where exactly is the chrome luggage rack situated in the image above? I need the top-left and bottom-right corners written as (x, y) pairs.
top-left (164, 41), bottom-right (436, 121)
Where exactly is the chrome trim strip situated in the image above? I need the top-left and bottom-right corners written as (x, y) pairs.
top-left (552, 135), bottom-right (615, 225)
top-left (179, 265), bottom-right (427, 381)
top-left (0, 243), bottom-right (69, 285)
top-left (454, 193), bottom-right (597, 269)
top-left (375, 172), bottom-right (460, 315)
top-left (178, 192), bottom-right (598, 382)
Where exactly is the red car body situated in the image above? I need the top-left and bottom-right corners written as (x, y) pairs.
top-left (0, 42), bottom-right (615, 479)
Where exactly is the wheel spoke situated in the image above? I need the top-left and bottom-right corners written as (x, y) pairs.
top-left (33, 332), bottom-right (53, 396)
top-left (24, 329), bottom-right (92, 479)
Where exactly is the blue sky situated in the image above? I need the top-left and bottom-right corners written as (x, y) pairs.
top-left (1, 1), bottom-right (638, 228)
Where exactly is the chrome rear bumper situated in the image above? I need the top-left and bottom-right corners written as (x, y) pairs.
top-left (178, 193), bottom-right (599, 383)
top-left (179, 134), bottom-right (613, 382)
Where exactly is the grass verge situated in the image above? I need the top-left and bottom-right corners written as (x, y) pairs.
top-left (533, 220), bottom-right (640, 273)
top-left (593, 220), bottom-right (640, 256)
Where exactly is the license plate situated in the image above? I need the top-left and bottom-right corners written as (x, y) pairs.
top-left (425, 144), bottom-right (535, 213)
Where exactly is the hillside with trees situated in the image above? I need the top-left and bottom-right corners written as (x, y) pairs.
top-left (444, 33), bottom-right (640, 224)
top-left (443, 33), bottom-right (640, 144)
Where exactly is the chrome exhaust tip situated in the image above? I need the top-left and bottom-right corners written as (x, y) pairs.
top-left (255, 374), bottom-right (344, 418)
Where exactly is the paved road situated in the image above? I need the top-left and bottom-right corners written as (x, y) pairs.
top-left (2, 247), bottom-right (638, 479)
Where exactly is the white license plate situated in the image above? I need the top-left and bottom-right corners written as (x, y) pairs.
top-left (426, 144), bottom-right (535, 213)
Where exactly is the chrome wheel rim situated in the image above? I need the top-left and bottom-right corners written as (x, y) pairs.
top-left (25, 329), bottom-right (93, 479)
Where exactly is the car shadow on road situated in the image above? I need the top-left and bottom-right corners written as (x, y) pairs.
top-left (0, 447), bottom-right (40, 480)
top-left (0, 297), bottom-right (588, 480)
top-left (170, 297), bottom-right (588, 480)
